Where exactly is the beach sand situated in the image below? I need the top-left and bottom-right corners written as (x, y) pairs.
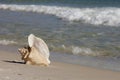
top-left (0, 45), bottom-right (120, 80)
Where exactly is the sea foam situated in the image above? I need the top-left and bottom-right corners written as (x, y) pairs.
top-left (0, 40), bottom-right (17, 45)
top-left (0, 4), bottom-right (120, 26)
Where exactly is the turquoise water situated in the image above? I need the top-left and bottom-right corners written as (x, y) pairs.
top-left (0, 9), bottom-right (120, 58)
top-left (0, 0), bottom-right (120, 71)
top-left (0, 0), bottom-right (120, 7)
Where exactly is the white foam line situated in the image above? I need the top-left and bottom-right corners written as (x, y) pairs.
top-left (0, 40), bottom-right (17, 45)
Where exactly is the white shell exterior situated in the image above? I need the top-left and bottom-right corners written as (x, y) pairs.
top-left (27, 34), bottom-right (50, 65)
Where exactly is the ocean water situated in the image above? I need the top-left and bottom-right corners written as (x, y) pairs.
top-left (0, 0), bottom-right (120, 71)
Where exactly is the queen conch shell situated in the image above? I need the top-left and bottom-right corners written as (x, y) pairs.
top-left (18, 34), bottom-right (50, 66)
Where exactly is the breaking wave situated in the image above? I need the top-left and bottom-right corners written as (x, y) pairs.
top-left (49, 45), bottom-right (117, 57)
top-left (0, 4), bottom-right (120, 26)
top-left (0, 39), bottom-right (118, 57)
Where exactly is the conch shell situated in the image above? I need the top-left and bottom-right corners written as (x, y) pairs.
top-left (18, 34), bottom-right (50, 66)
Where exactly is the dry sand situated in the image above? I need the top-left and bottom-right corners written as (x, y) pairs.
top-left (0, 45), bottom-right (120, 80)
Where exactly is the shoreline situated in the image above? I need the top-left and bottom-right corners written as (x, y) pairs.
top-left (0, 45), bottom-right (120, 80)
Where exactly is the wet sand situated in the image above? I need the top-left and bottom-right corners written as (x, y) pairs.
top-left (0, 45), bottom-right (120, 80)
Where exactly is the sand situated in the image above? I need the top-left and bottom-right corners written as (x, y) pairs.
top-left (0, 45), bottom-right (120, 80)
